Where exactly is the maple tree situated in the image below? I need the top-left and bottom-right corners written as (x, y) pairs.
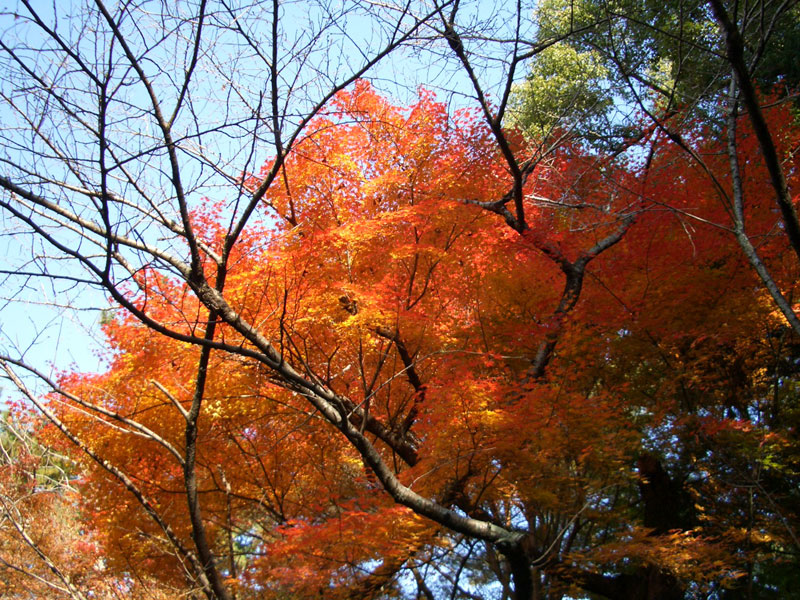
top-left (1, 1), bottom-right (799, 599)
top-left (512, 0), bottom-right (800, 338)
top-left (0, 413), bottom-right (92, 599)
top-left (0, 411), bottom-right (184, 599)
top-left (3, 82), bottom-right (797, 599)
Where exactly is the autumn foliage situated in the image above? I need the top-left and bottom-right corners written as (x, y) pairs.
top-left (21, 82), bottom-right (800, 598)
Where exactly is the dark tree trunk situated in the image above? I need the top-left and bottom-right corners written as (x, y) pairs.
top-left (505, 547), bottom-right (534, 600)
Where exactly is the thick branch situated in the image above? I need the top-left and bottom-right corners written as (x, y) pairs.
top-left (374, 326), bottom-right (426, 436)
top-left (529, 216), bottom-right (635, 378)
top-left (709, 0), bottom-right (800, 263)
top-left (724, 81), bottom-right (800, 335)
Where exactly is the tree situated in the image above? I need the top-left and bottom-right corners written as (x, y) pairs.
top-left (510, 0), bottom-right (800, 335)
top-left (1, 1), bottom-right (799, 599)
top-left (0, 410), bottom-right (181, 599)
top-left (511, 9), bottom-right (800, 591)
top-left (0, 411), bottom-right (91, 600)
